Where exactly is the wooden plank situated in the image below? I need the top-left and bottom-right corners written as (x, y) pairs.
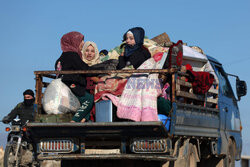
top-left (34, 69), bottom-right (177, 75)
top-left (172, 73), bottom-right (176, 102)
top-left (35, 74), bottom-right (43, 113)
top-left (177, 91), bottom-right (218, 104)
top-left (176, 79), bottom-right (192, 87)
top-left (177, 79), bottom-right (218, 92)
top-left (176, 79), bottom-right (218, 95)
top-left (208, 87), bottom-right (218, 94)
top-left (176, 91), bottom-right (204, 101)
top-left (206, 98), bottom-right (218, 104)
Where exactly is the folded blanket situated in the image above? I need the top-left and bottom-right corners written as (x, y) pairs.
top-left (94, 78), bottom-right (127, 102)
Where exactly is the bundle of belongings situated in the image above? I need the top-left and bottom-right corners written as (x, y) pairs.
top-left (42, 78), bottom-right (80, 114)
top-left (179, 45), bottom-right (216, 95)
top-left (93, 37), bottom-right (169, 101)
top-left (94, 37), bottom-right (171, 122)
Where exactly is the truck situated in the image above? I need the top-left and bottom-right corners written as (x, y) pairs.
top-left (14, 34), bottom-right (247, 167)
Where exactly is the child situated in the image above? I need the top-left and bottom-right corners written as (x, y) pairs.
top-left (117, 27), bottom-right (151, 70)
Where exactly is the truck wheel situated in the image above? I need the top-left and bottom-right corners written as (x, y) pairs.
top-left (4, 144), bottom-right (19, 167)
top-left (224, 139), bottom-right (236, 167)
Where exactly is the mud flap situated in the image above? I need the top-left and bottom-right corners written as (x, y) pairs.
top-left (174, 139), bottom-right (199, 167)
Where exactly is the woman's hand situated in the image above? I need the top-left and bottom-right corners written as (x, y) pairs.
top-left (80, 118), bottom-right (86, 123)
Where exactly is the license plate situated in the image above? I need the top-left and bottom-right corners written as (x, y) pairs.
top-left (84, 149), bottom-right (120, 155)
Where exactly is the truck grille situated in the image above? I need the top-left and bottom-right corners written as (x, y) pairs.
top-left (131, 138), bottom-right (168, 153)
top-left (40, 139), bottom-right (74, 153)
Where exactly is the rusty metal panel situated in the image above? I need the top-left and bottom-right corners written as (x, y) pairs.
top-left (37, 153), bottom-right (177, 161)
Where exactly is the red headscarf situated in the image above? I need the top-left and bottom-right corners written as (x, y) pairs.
top-left (60, 31), bottom-right (84, 58)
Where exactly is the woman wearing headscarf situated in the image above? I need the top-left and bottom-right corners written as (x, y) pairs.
top-left (113, 27), bottom-right (168, 122)
top-left (117, 27), bottom-right (151, 70)
top-left (81, 41), bottom-right (101, 66)
top-left (55, 31), bottom-right (101, 123)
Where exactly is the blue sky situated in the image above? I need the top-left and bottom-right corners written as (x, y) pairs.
top-left (0, 0), bottom-right (249, 159)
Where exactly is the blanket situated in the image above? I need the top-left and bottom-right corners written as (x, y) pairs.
top-left (187, 70), bottom-right (215, 95)
top-left (94, 77), bottom-right (127, 102)
top-left (112, 58), bottom-right (162, 122)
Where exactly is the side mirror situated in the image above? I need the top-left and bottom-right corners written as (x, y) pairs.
top-left (236, 79), bottom-right (247, 100)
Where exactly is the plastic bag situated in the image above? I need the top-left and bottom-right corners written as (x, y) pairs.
top-left (42, 78), bottom-right (80, 114)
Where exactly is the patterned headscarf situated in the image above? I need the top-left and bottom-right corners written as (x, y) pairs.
top-left (123, 27), bottom-right (145, 57)
top-left (81, 41), bottom-right (100, 66)
top-left (60, 31), bottom-right (84, 58)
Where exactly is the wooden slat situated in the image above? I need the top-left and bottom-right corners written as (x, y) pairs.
top-left (176, 79), bottom-right (192, 87)
top-left (35, 74), bottom-right (43, 114)
top-left (176, 91), bottom-right (204, 101)
top-left (176, 91), bottom-right (218, 104)
top-left (208, 87), bottom-right (218, 94)
top-left (177, 79), bottom-right (218, 91)
top-left (34, 69), bottom-right (177, 75)
top-left (206, 98), bottom-right (218, 104)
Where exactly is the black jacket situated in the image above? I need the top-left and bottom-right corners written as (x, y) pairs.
top-left (55, 52), bottom-right (104, 96)
top-left (3, 102), bottom-right (35, 125)
top-left (117, 46), bottom-right (151, 70)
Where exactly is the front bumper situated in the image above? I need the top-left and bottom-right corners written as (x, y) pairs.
top-left (37, 153), bottom-right (177, 161)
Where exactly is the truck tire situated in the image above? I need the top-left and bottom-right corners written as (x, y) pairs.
top-left (4, 144), bottom-right (19, 167)
top-left (198, 156), bottom-right (221, 167)
top-left (209, 138), bottom-right (236, 167)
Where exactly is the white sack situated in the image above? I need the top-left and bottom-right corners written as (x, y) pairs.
top-left (42, 78), bottom-right (80, 114)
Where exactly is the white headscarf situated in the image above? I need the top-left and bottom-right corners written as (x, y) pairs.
top-left (81, 41), bottom-right (100, 66)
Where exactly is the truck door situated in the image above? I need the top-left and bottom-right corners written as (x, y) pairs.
top-left (212, 64), bottom-right (241, 132)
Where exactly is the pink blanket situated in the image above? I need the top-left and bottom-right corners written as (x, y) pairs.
top-left (102, 58), bottom-right (162, 122)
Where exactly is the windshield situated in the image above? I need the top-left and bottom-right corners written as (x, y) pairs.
top-left (213, 64), bottom-right (236, 99)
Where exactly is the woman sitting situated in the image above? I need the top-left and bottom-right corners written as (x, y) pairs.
top-left (117, 27), bottom-right (151, 70)
top-left (55, 32), bottom-right (103, 123)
